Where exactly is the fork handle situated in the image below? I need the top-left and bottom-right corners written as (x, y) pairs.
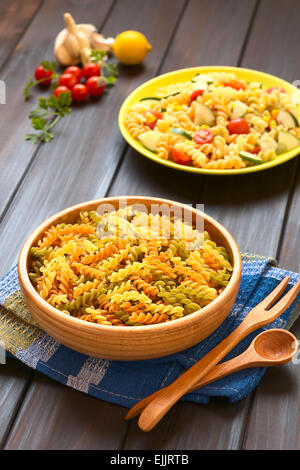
top-left (138, 319), bottom-right (258, 431)
top-left (138, 278), bottom-right (300, 431)
top-left (126, 345), bottom-right (252, 421)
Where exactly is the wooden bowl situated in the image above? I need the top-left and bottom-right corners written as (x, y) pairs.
top-left (18, 197), bottom-right (242, 361)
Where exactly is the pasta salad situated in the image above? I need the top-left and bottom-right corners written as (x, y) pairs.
top-left (124, 72), bottom-right (300, 170)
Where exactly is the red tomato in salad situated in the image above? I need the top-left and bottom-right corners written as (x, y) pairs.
top-left (190, 89), bottom-right (205, 101)
top-left (82, 62), bottom-right (101, 79)
top-left (64, 66), bottom-right (82, 81)
top-left (194, 129), bottom-right (213, 145)
top-left (144, 110), bottom-right (163, 129)
top-left (58, 73), bottom-right (78, 89)
top-left (222, 80), bottom-right (246, 91)
top-left (86, 76), bottom-right (106, 97)
top-left (252, 147), bottom-right (261, 154)
top-left (266, 86), bottom-right (286, 94)
top-left (71, 84), bottom-right (88, 102)
top-left (54, 86), bottom-right (69, 97)
top-left (227, 118), bottom-right (250, 135)
top-left (34, 65), bottom-right (53, 85)
top-left (171, 148), bottom-right (191, 165)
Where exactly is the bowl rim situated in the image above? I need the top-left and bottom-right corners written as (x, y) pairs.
top-left (18, 196), bottom-right (242, 335)
top-left (119, 65), bottom-right (300, 175)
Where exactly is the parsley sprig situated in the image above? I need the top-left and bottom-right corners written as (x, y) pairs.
top-left (24, 61), bottom-right (59, 100)
top-left (25, 91), bottom-right (72, 144)
top-left (89, 50), bottom-right (118, 85)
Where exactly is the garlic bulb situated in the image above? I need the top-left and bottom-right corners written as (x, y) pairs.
top-left (90, 33), bottom-right (115, 53)
top-left (54, 13), bottom-right (96, 66)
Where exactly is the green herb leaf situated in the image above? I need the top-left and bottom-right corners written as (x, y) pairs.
top-left (38, 97), bottom-right (48, 109)
top-left (40, 60), bottom-right (57, 71)
top-left (32, 118), bottom-right (46, 130)
top-left (24, 78), bottom-right (35, 100)
top-left (51, 78), bottom-right (59, 89)
top-left (57, 90), bottom-right (72, 108)
top-left (26, 91), bottom-right (71, 145)
top-left (40, 130), bottom-right (54, 142)
top-left (103, 62), bottom-right (119, 77)
top-left (103, 75), bottom-right (117, 85)
top-left (90, 50), bottom-right (106, 63)
top-left (25, 133), bottom-right (39, 144)
top-left (29, 108), bottom-right (48, 119)
top-left (47, 94), bottom-right (59, 109)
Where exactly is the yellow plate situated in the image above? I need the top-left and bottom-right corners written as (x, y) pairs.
top-left (119, 66), bottom-right (300, 175)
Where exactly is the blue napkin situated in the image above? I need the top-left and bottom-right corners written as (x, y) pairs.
top-left (0, 254), bottom-right (299, 407)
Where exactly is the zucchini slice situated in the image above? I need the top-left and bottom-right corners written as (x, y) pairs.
top-left (231, 100), bottom-right (248, 119)
top-left (277, 110), bottom-right (299, 128)
top-left (140, 96), bottom-right (161, 102)
top-left (276, 131), bottom-right (300, 155)
top-left (194, 103), bottom-right (216, 126)
top-left (164, 91), bottom-right (180, 99)
top-left (239, 151), bottom-right (263, 164)
top-left (170, 128), bottom-right (192, 140)
top-left (138, 131), bottom-right (162, 152)
top-left (192, 74), bottom-right (213, 85)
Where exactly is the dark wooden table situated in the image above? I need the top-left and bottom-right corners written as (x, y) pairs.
top-left (0, 0), bottom-right (300, 450)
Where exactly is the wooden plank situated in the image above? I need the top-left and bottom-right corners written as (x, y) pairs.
top-left (194, 162), bottom-right (296, 257)
top-left (0, 0), bottom-right (186, 277)
top-left (244, 167), bottom-right (300, 450)
top-left (0, 0), bottom-right (114, 450)
top-left (0, 0), bottom-right (58, 449)
top-left (0, 0), bottom-right (114, 217)
top-left (0, 358), bottom-right (33, 448)
top-left (5, 373), bottom-right (128, 450)
top-left (194, 0), bottom-right (300, 257)
top-left (110, 0), bottom-right (259, 450)
top-left (210, 0), bottom-right (300, 450)
top-left (1, 0), bottom-right (187, 450)
top-left (112, 0), bottom-right (300, 450)
top-left (125, 399), bottom-right (249, 450)
top-left (237, 0), bottom-right (300, 449)
top-left (0, 0), bottom-right (42, 68)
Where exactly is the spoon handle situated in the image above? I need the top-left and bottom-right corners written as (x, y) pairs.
top-left (126, 347), bottom-right (255, 421)
top-left (191, 347), bottom-right (263, 389)
top-left (138, 278), bottom-right (300, 432)
top-left (138, 320), bottom-right (252, 431)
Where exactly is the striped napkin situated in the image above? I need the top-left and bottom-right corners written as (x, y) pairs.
top-left (0, 254), bottom-right (299, 407)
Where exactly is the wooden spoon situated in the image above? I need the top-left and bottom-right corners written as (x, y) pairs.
top-left (138, 277), bottom-right (300, 431)
top-left (126, 328), bottom-right (298, 420)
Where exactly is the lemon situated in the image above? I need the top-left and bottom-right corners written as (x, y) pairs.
top-left (113, 30), bottom-right (152, 65)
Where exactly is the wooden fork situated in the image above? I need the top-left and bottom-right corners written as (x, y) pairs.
top-left (130, 277), bottom-right (300, 431)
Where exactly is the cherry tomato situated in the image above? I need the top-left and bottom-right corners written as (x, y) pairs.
top-left (222, 80), bottom-right (246, 91)
top-left (227, 118), bottom-right (250, 135)
top-left (266, 86), bottom-right (286, 94)
top-left (82, 62), bottom-right (101, 79)
top-left (86, 76), bottom-right (106, 97)
top-left (194, 129), bottom-right (213, 145)
top-left (252, 147), bottom-right (261, 154)
top-left (143, 110), bottom-right (163, 129)
top-left (58, 73), bottom-right (78, 89)
top-left (171, 148), bottom-right (192, 165)
top-left (71, 84), bottom-right (88, 102)
top-left (190, 89), bottom-right (205, 101)
top-left (34, 65), bottom-right (53, 85)
top-left (54, 86), bottom-right (69, 98)
top-left (64, 66), bottom-right (82, 81)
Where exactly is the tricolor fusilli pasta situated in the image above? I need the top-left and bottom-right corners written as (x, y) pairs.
top-left (29, 206), bottom-right (233, 326)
